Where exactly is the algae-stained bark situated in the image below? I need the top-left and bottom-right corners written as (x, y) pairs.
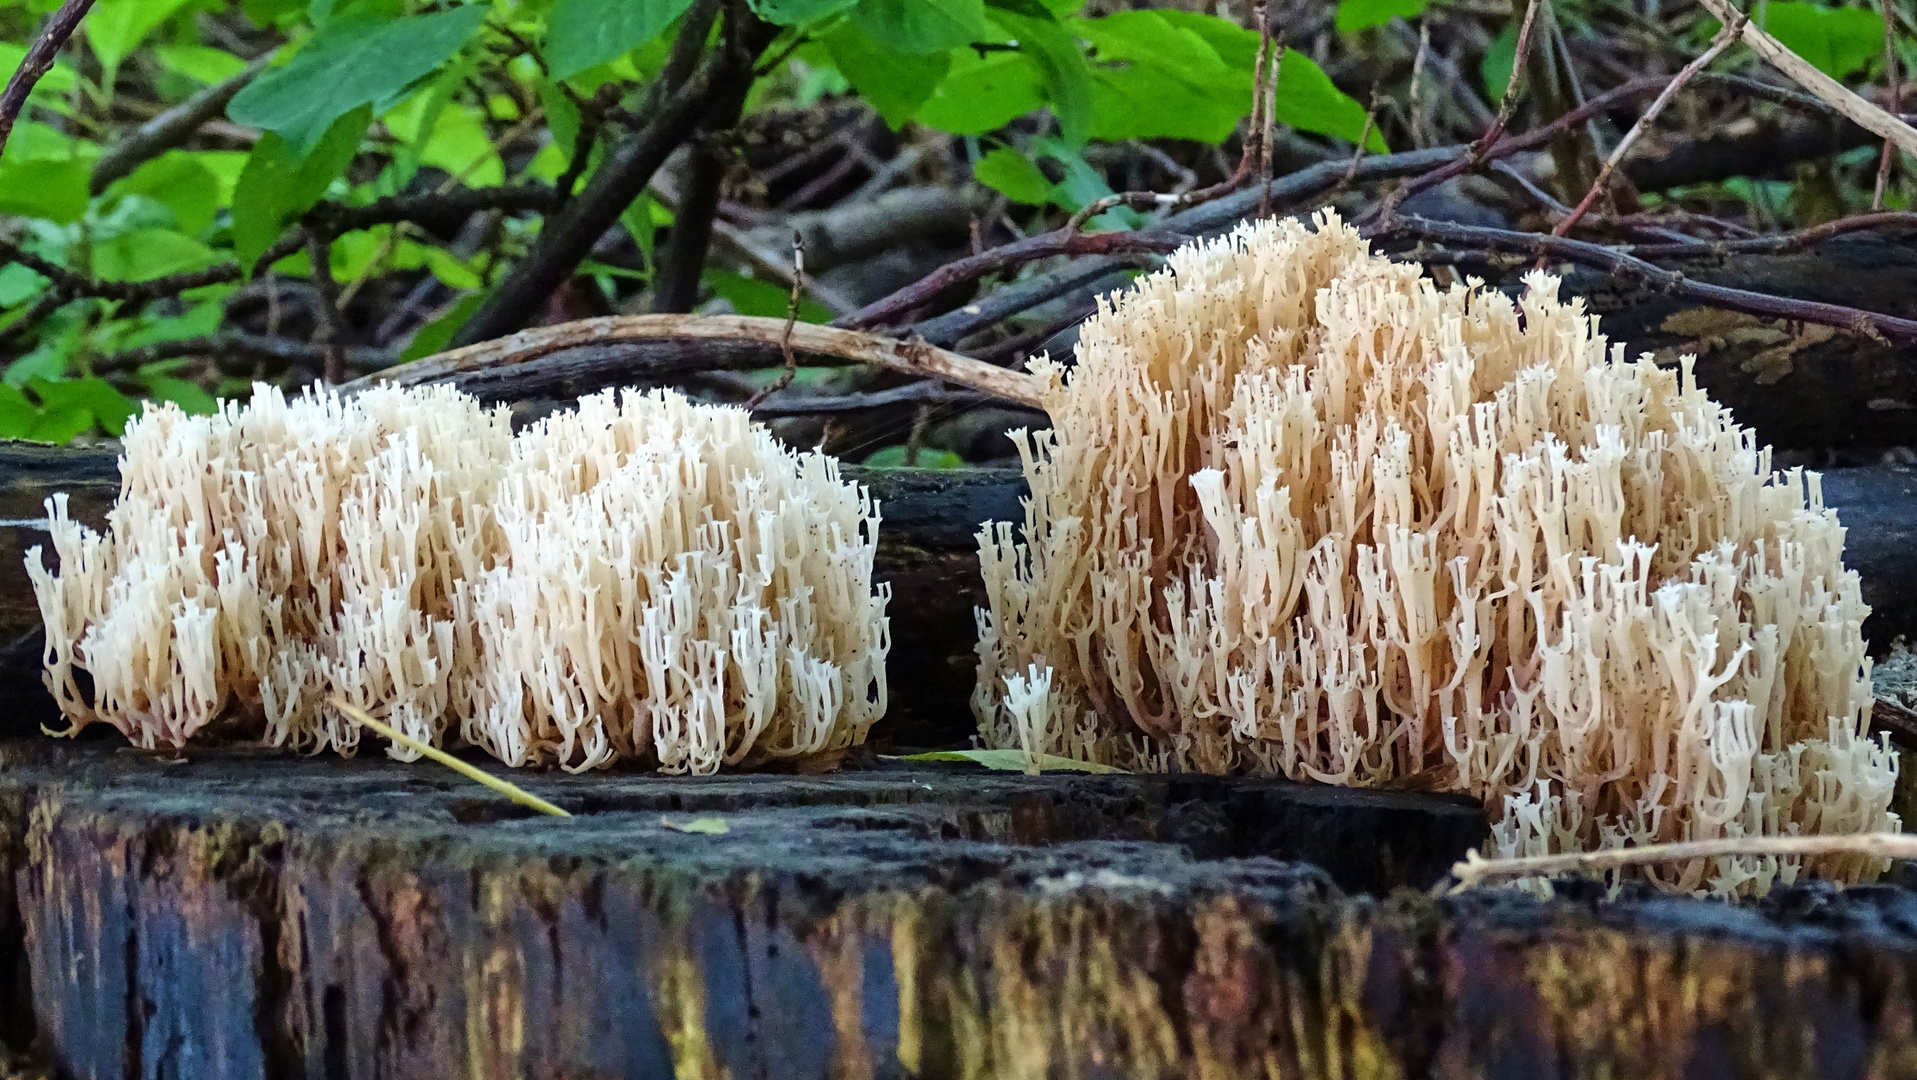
top-left (1, 745), bottom-right (1917, 1079)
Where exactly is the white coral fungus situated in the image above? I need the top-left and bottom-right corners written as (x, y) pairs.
top-left (973, 211), bottom-right (1897, 894)
top-left (28, 384), bottom-right (888, 774)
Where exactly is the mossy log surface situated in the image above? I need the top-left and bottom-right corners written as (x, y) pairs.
top-left (3, 742), bottom-right (1917, 1079)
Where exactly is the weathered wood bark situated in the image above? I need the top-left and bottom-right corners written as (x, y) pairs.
top-left (4, 742), bottom-right (1917, 1080)
top-left (4, 444), bottom-right (1917, 745)
top-left (1573, 228), bottom-right (1917, 453)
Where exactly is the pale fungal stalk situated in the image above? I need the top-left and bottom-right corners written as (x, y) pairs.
top-left (973, 210), bottom-right (1898, 896)
top-left (27, 383), bottom-right (889, 774)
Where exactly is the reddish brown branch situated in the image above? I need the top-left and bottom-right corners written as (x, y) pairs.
top-left (0, 0), bottom-right (93, 156)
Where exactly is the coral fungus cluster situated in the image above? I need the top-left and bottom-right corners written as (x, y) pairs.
top-left (28, 384), bottom-right (888, 774)
top-left (973, 211), bottom-right (1897, 893)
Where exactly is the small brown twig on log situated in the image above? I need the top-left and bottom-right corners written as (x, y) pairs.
top-left (1624, 211), bottom-right (1917, 257)
top-left (0, 0), bottom-right (94, 156)
top-left (743, 232), bottom-right (805, 410)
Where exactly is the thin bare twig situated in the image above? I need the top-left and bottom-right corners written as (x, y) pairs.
top-left (1874, 0), bottom-right (1904, 210)
top-left (0, 0), bottom-right (94, 156)
top-left (1553, 16), bottom-right (1745, 238)
top-left (743, 231), bottom-right (805, 410)
top-left (1449, 833), bottom-right (1917, 892)
top-left (304, 232), bottom-right (347, 385)
top-left (329, 698), bottom-right (570, 817)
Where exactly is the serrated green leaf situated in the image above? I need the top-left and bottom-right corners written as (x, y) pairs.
top-left (884, 749), bottom-right (1127, 773)
top-left (1335, 0), bottom-right (1427, 34)
top-left (110, 151), bottom-right (221, 234)
top-left (853, 0), bottom-right (990, 53)
top-left (139, 373), bottom-right (220, 415)
top-left (29, 377), bottom-right (137, 437)
top-left (85, 0), bottom-right (195, 79)
top-left (230, 106), bottom-right (370, 269)
top-left (154, 43), bottom-right (250, 84)
top-left (546, 0), bottom-right (694, 80)
top-left (822, 22), bottom-right (950, 128)
top-left (1086, 64), bottom-right (1242, 143)
top-left (228, 5), bottom-right (486, 158)
top-left (972, 145), bottom-right (1052, 204)
top-left (0, 159), bottom-right (89, 222)
top-left (750, 0), bottom-right (858, 25)
top-left (914, 50), bottom-right (1043, 134)
top-left (0, 385), bottom-right (34, 439)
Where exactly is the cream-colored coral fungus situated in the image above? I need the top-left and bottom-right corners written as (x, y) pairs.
top-left (27, 383), bottom-right (888, 774)
top-left (973, 211), bottom-right (1898, 894)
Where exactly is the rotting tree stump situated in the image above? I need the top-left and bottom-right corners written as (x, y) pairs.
top-left (4, 742), bottom-right (1917, 1080)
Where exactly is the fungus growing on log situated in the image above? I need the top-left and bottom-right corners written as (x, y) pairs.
top-left (973, 211), bottom-right (1898, 894)
top-left (27, 383), bottom-right (888, 774)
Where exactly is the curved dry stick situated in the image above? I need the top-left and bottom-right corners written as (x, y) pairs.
top-left (345, 314), bottom-right (1048, 409)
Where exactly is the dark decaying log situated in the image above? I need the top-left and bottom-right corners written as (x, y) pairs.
top-left (3, 742), bottom-right (1917, 1080)
top-left (1, 444), bottom-right (1916, 746)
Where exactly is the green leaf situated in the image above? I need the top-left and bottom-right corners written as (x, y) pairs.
top-left (991, 7), bottom-right (1095, 147)
top-left (0, 159), bottom-right (89, 223)
top-left (1335, 0), bottom-right (1427, 34)
top-left (705, 270), bottom-right (831, 323)
top-left (1751, 2), bottom-right (1884, 80)
top-left (913, 50), bottom-right (1043, 134)
top-left (154, 44), bottom-right (250, 84)
top-left (883, 749), bottom-right (1127, 773)
top-left (85, 0), bottom-right (195, 79)
top-left (862, 446), bottom-right (965, 469)
top-left (1482, 20), bottom-right (1517, 102)
top-left (227, 5), bottom-right (486, 158)
top-left (230, 106), bottom-right (371, 269)
top-left (110, 151), bottom-right (221, 234)
top-left (384, 97), bottom-right (503, 187)
top-left (29, 377), bottom-right (137, 437)
top-left (822, 22), bottom-right (950, 128)
top-left (0, 385), bottom-right (34, 439)
top-left (400, 293), bottom-right (485, 362)
top-left (90, 230), bottom-right (218, 283)
top-left (852, 0), bottom-right (990, 53)
top-left (0, 43), bottom-right (76, 103)
top-left (972, 146), bottom-right (1052, 204)
top-left (750, 0), bottom-right (858, 25)
top-left (546, 0), bottom-right (694, 81)
top-left (660, 815), bottom-right (730, 834)
top-left (138, 373), bottom-right (220, 415)
top-left (0, 264), bottom-right (47, 307)
top-left (1276, 48), bottom-right (1384, 151)
top-left (26, 405), bottom-right (94, 445)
